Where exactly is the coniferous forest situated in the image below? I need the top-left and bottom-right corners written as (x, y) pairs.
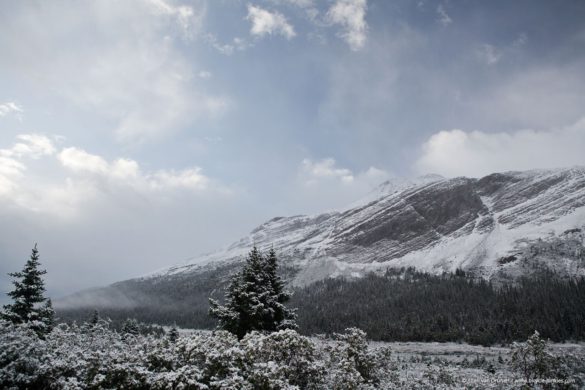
top-left (58, 266), bottom-right (585, 346)
top-left (291, 268), bottom-right (585, 345)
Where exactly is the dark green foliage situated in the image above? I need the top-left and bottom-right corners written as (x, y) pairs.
top-left (56, 261), bottom-right (250, 329)
top-left (291, 268), bottom-right (585, 345)
top-left (2, 244), bottom-right (54, 336)
top-left (121, 318), bottom-right (140, 335)
top-left (168, 325), bottom-right (179, 342)
top-left (118, 318), bottom-right (164, 337)
top-left (57, 264), bottom-right (585, 345)
top-left (209, 247), bottom-right (297, 338)
top-left (89, 309), bottom-right (99, 327)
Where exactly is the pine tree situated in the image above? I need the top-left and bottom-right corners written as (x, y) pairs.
top-left (2, 244), bottom-right (55, 335)
top-left (209, 246), bottom-right (297, 339)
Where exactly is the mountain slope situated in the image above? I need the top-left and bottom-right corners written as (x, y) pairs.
top-left (146, 167), bottom-right (585, 283)
top-left (57, 167), bottom-right (585, 311)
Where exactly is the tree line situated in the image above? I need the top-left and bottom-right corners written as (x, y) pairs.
top-left (7, 244), bottom-right (585, 346)
top-left (291, 267), bottom-right (585, 345)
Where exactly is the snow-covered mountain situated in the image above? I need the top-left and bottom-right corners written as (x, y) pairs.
top-left (147, 167), bottom-right (585, 285)
top-left (57, 167), bottom-right (585, 310)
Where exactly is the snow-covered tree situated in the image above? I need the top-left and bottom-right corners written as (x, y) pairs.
top-left (1, 244), bottom-right (54, 336)
top-left (121, 318), bottom-right (140, 336)
top-left (209, 246), bottom-right (297, 339)
top-left (168, 325), bottom-right (179, 342)
top-left (89, 309), bottom-right (100, 327)
top-left (265, 248), bottom-right (297, 330)
top-left (510, 330), bottom-right (567, 386)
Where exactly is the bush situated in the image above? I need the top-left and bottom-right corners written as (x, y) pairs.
top-left (0, 320), bottom-right (394, 389)
top-left (510, 331), bottom-right (568, 388)
top-left (241, 329), bottom-right (325, 389)
top-left (325, 328), bottom-right (398, 389)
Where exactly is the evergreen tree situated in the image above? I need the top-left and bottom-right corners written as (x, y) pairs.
top-left (168, 324), bottom-right (179, 342)
top-left (89, 309), bottom-right (100, 327)
top-left (265, 248), bottom-right (296, 330)
top-left (121, 318), bottom-right (140, 336)
top-left (209, 246), bottom-right (296, 339)
top-left (2, 244), bottom-right (55, 335)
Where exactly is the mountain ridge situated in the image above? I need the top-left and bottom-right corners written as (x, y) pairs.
top-left (144, 166), bottom-right (585, 283)
top-left (56, 166), bottom-right (585, 309)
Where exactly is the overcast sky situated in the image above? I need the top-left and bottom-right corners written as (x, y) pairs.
top-left (1, 0), bottom-right (585, 299)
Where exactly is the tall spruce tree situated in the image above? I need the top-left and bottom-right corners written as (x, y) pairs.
top-left (209, 246), bottom-right (296, 339)
top-left (2, 244), bottom-right (55, 335)
top-left (264, 247), bottom-right (296, 330)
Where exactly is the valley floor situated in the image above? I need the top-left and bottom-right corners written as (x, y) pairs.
top-left (171, 328), bottom-right (585, 388)
top-left (365, 340), bottom-right (585, 388)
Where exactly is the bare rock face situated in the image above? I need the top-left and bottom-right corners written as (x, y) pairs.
top-left (58, 167), bottom-right (585, 309)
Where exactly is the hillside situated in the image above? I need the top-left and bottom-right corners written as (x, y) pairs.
top-left (57, 167), bottom-right (585, 322)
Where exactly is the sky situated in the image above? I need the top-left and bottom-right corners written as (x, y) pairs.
top-left (1, 0), bottom-right (585, 299)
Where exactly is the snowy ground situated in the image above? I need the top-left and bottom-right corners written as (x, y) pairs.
top-left (393, 341), bottom-right (584, 388)
top-left (317, 337), bottom-right (585, 389)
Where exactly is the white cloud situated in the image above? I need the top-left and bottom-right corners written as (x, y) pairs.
top-left (58, 147), bottom-right (110, 175)
top-left (205, 33), bottom-right (252, 55)
top-left (0, 156), bottom-right (25, 178)
top-left (282, 0), bottom-right (314, 7)
top-left (0, 156), bottom-right (25, 196)
top-left (74, 40), bottom-right (228, 143)
top-left (472, 66), bottom-right (585, 129)
top-left (0, 102), bottom-right (23, 118)
top-left (198, 70), bottom-right (212, 79)
top-left (475, 35), bottom-right (527, 67)
top-left (301, 158), bottom-right (354, 184)
top-left (0, 134), bottom-right (56, 159)
top-left (0, 135), bottom-right (56, 197)
top-left (0, 2), bottom-right (226, 144)
top-left (512, 33), bottom-right (528, 48)
top-left (246, 5), bottom-right (296, 40)
top-left (415, 118), bottom-right (585, 178)
top-left (300, 158), bottom-right (389, 187)
top-left (145, 0), bottom-right (204, 39)
top-left (295, 157), bottom-right (390, 212)
top-left (58, 146), bottom-right (213, 192)
top-left (476, 44), bottom-right (502, 65)
top-left (326, 0), bottom-right (368, 51)
top-left (0, 134), bottom-right (229, 219)
top-left (0, 136), bottom-right (249, 294)
top-left (436, 4), bottom-right (452, 27)
top-left (272, 0), bottom-right (319, 20)
top-left (149, 168), bottom-right (209, 191)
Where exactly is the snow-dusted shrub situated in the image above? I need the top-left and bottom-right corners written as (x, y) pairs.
top-left (510, 330), bottom-right (567, 387)
top-left (0, 320), bottom-right (399, 389)
top-left (241, 329), bottom-right (325, 389)
top-left (1, 320), bottom-right (161, 389)
top-left (0, 320), bottom-right (49, 389)
top-left (422, 362), bottom-right (455, 386)
top-left (176, 330), bottom-right (246, 387)
top-left (325, 328), bottom-right (397, 389)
